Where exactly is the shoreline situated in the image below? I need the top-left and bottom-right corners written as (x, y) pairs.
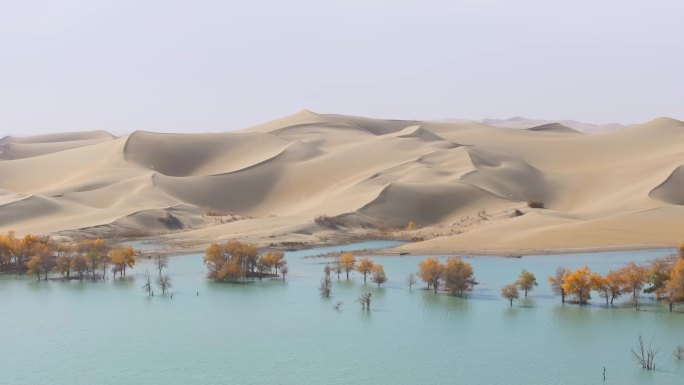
top-left (125, 235), bottom-right (676, 259)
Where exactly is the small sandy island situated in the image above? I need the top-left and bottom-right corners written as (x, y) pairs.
top-left (1, 111), bottom-right (683, 256)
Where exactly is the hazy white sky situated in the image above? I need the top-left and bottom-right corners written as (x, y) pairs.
top-left (1, 0), bottom-right (682, 136)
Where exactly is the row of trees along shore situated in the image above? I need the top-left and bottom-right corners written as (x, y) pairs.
top-left (326, 252), bottom-right (388, 286)
top-left (6, 230), bottom-right (684, 311)
top-left (0, 231), bottom-right (143, 281)
top-left (545, 257), bottom-right (684, 310)
top-left (203, 240), bottom-right (288, 283)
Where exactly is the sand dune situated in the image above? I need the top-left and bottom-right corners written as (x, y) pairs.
top-left (526, 123), bottom-right (583, 135)
top-left (481, 117), bottom-right (624, 134)
top-left (1, 111), bottom-right (684, 254)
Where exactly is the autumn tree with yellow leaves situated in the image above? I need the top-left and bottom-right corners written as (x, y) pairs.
top-left (355, 258), bottom-right (374, 283)
top-left (204, 241), bottom-right (286, 283)
top-left (619, 262), bottom-right (649, 309)
top-left (443, 257), bottom-right (476, 297)
top-left (562, 266), bottom-right (594, 305)
top-left (663, 258), bottom-right (684, 311)
top-left (417, 257), bottom-right (444, 293)
top-left (338, 252), bottom-right (356, 280)
top-left (110, 246), bottom-right (136, 279)
top-left (516, 269), bottom-right (537, 297)
top-left (371, 264), bottom-right (387, 287)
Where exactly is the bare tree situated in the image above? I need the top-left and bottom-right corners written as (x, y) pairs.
top-left (320, 268), bottom-right (332, 298)
top-left (632, 335), bottom-right (657, 370)
top-left (281, 264), bottom-right (288, 281)
top-left (154, 254), bottom-right (169, 276)
top-left (357, 292), bottom-right (372, 311)
top-left (334, 261), bottom-right (342, 280)
top-left (157, 275), bottom-right (172, 295)
top-left (548, 266), bottom-right (570, 303)
top-left (142, 271), bottom-right (154, 296)
top-left (407, 273), bottom-right (417, 291)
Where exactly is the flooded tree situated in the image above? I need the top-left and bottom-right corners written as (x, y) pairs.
top-left (157, 275), bottom-right (172, 295)
top-left (78, 239), bottom-right (109, 280)
top-left (417, 257), bottom-right (444, 293)
top-left (110, 246), bottom-right (136, 278)
top-left (371, 264), bottom-right (387, 287)
top-left (281, 264), bottom-right (288, 281)
top-left (320, 268), bottom-right (332, 298)
top-left (54, 254), bottom-right (72, 279)
top-left (516, 269), bottom-right (537, 297)
top-left (339, 252), bottom-right (356, 280)
top-left (548, 267), bottom-right (570, 303)
top-left (53, 243), bottom-right (74, 279)
top-left (663, 258), bottom-right (684, 311)
top-left (562, 266), bottom-right (594, 305)
top-left (334, 261), bottom-right (342, 280)
top-left (203, 241), bottom-right (265, 283)
top-left (355, 257), bottom-right (374, 283)
top-left (645, 258), bottom-right (672, 296)
top-left (142, 271), bottom-right (154, 296)
top-left (19, 236), bottom-right (55, 280)
top-left (259, 251), bottom-right (286, 277)
top-left (407, 273), bottom-right (417, 291)
top-left (674, 345), bottom-right (684, 360)
top-left (357, 292), bottom-right (372, 310)
top-left (154, 254), bottom-right (169, 277)
top-left (70, 255), bottom-right (88, 280)
top-left (25, 244), bottom-right (54, 281)
top-left (443, 257), bottom-right (476, 297)
top-left (620, 262), bottom-right (649, 309)
top-left (603, 270), bottom-right (626, 305)
top-left (501, 284), bottom-right (519, 307)
top-left (590, 273), bottom-right (611, 306)
top-left (632, 335), bottom-right (657, 370)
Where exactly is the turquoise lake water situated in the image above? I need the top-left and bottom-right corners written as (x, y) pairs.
top-left (1, 241), bottom-right (683, 385)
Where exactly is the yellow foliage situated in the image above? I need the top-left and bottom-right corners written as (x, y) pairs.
top-left (619, 262), bottom-right (649, 307)
top-left (562, 266), bottom-right (593, 304)
top-left (443, 257), bottom-right (475, 296)
top-left (417, 257), bottom-right (444, 292)
top-left (371, 264), bottom-right (387, 287)
top-left (203, 240), bottom-right (264, 282)
top-left (339, 252), bottom-right (356, 279)
top-left (516, 269), bottom-right (537, 296)
top-left (667, 258), bottom-right (684, 298)
top-left (110, 246), bottom-right (136, 277)
top-left (355, 257), bottom-right (374, 282)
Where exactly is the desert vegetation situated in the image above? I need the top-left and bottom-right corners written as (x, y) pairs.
top-left (417, 257), bottom-right (477, 297)
top-left (501, 284), bottom-right (519, 307)
top-left (545, 254), bottom-right (684, 310)
top-left (203, 240), bottom-right (287, 283)
top-left (0, 231), bottom-right (137, 281)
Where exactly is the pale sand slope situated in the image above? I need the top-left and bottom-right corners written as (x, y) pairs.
top-left (1, 111), bottom-right (683, 254)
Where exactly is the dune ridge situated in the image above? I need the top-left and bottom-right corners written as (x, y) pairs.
top-left (1, 111), bottom-right (684, 254)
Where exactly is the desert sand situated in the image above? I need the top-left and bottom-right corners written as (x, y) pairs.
top-left (1, 111), bottom-right (683, 255)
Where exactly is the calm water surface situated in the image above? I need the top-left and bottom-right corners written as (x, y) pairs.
top-left (1, 242), bottom-right (683, 385)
